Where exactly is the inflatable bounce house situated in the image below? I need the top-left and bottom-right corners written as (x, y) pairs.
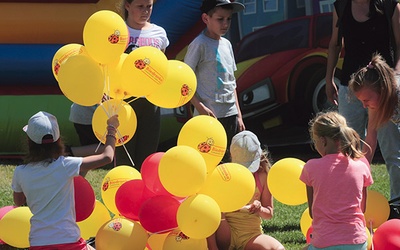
top-left (0, 0), bottom-right (204, 158)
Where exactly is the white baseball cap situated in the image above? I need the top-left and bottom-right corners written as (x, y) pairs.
top-left (230, 130), bottom-right (262, 173)
top-left (23, 111), bottom-right (60, 144)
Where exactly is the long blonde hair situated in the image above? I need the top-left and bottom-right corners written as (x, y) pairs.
top-left (309, 111), bottom-right (364, 159)
top-left (349, 53), bottom-right (398, 129)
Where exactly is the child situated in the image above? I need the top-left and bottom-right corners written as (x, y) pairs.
top-left (349, 53), bottom-right (400, 218)
top-left (113, 0), bottom-right (169, 169)
top-left (300, 111), bottom-right (373, 250)
top-left (208, 130), bottom-right (285, 250)
top-left (184, 0), bottom-right (246, 162)
top-left (12, 111), bottom-right (119, 249)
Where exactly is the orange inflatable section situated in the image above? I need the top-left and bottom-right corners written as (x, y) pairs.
top-left (0, 0), bottom-right (121, 44)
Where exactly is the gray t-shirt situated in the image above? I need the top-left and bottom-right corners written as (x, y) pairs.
top-left (184, 32), bottom-right (238, 118)
top-left (69, 103), bottom-right (97, 125)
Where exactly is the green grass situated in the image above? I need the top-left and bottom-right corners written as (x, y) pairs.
top-left (0, 162), bottom-right (390, 250)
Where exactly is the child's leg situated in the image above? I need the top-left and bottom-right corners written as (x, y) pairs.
top-left (207, 213), bottom-right (231, 250)
top-left (245, 234), bottom-right (285, 250)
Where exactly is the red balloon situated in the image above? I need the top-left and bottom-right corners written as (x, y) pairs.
top-left (373, 219), bottom-right (400, 250)
top-left (138, 195), bottom-right (180, 234)
top-left (306, 226), bottom-right (313, 244)
top-left (141, 152), bottom-right (171, 196)
top-left (115, 179), bottom-right (155, 221)
top-left (0, 206), bottom-right (16, 220)
top-left (74, 176), bottom-right (95, 222)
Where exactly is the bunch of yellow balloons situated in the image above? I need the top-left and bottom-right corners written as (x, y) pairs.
top-left (90, 115), bottom-right (260, 248)
top-left (52, 10), bottom-right (197, 149)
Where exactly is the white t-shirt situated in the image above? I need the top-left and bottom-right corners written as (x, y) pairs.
top-left (12, 156), bottom-right (83, 246)
top-left (125, 23), bottom-right (169, 53)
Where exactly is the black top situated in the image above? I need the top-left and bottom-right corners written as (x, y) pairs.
top-left (338, 0), bottom-right (395, 85)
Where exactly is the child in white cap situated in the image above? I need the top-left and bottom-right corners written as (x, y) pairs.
top-left (207, 130), bottom-right (285, 250)
top-left (11, 111), bottom-right (119, 249)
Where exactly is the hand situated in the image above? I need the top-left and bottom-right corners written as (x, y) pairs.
top-left (107, 115), bottom-right (119, 129)
top-left (325, 79), bottom-right (338, 106)
top-left (248, 200), bottom-right (262, 214)
top-left (237, 116), bottom-right (245, 131)
top-left (198, 104), bottom-right (216, 118)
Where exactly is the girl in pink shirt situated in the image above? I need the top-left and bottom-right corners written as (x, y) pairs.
top-left (300, 111), bottom-right (373, 250)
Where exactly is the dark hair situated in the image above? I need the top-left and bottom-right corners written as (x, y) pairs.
top-left (24, 136), bottom-right (65, 164)
top-left (349, 53), bottom-right (397, 129)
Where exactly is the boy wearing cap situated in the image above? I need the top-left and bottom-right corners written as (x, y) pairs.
top-left (11, 111), bottom-right (119, 249)
top-left (184, 0), bottom-right (246, 162)
top-left (207, 130), bottom-right (285, 250)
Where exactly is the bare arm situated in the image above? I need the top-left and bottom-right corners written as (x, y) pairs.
top-left (190, 95), bottom-right (216, 117)
top-left (361, 187), bottom-right (367, 213)
top-left (79, 115), bottom-right (119, 173)
top-left (13, 192), bottom-right (26, 206)
top-left (306, 185), bottom-right (314, 219)
top-left (392, 4), bottom-right (400, 73)
top-left (71, 144), bottom-right (104, 157)
top-left (234, 89), bottom-right (245, 132)
top-left (363, 125), bottom-right (378, 163)
top-left (249, 171), bottom-right (273, 220)
top-left (325, 8), bottom-right (342, 106)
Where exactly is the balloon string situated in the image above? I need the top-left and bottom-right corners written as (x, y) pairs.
top-left (148, 227), bottom-right (179, 236)
top-left (99, 93), bottom-right (135, 167)
top-left (127, 96), bottom-right (140, 104)
top-left (370, 220), bottom-right (374, 250)
top-left (102, 64), bottom-right (110, 100)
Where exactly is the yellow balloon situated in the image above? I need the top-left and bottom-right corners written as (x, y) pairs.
top-left (300, 207), bottom-right (312, 237)
top-left (364, 190), bottom-right (390, 229)
top-left (366, 227), bottom-right (372, 250)
top-left (106, 53), bottom-right (129, 100)
top-left (147, 232), bottom-right (169, 250)
top-left (96, 218), bottom-right (148, 250)
top-left (52, 43), bottom-right (86, 80)
top-left (100, 165), bottom-right (142, 216)
top-left (0, 206), bottom-right (32, 248)
top-left (92, 99), bottom-right (137, 147)
top-left (177, 194), bottom-right (221, 239)
top-left (58, 54), bottom-right (104, 106)
top-left (121, 46), bottom-right (168, 97)
top-left (163, 229), bottom-right (208, 250)
top-left (159, 145), bottom-right (207, 197)
top-left (199, 163), bottom-right (255, 212)
top-left (77, 200), bottom-right (111, 240)
top-left (83, 10), bottom-right (128, 64)
top-left (146, 60), bottom-right (197, 108)
top-left (177, 115), bottom-right (227, 172)
top-left (267, 158), bottom-right (307, 206)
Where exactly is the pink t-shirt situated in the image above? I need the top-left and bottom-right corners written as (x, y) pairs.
top-left (300, 153), bottom-right (373, 248)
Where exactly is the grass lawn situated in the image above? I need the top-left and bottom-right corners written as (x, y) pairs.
top-left (0, 161), bottom-right (390, 250)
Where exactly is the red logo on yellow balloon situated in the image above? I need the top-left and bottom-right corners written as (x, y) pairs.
top-left (216, 164), bottom-right (232, 181)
